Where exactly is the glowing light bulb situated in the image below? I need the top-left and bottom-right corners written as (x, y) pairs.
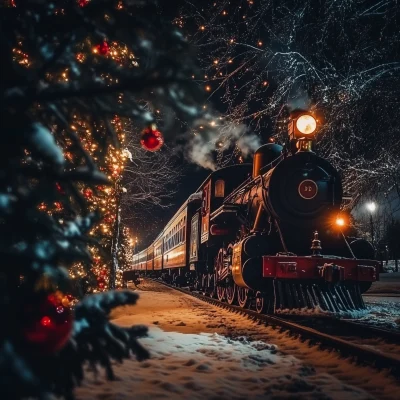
top-left (296, 115), bottom-right (317, 135)
top-left (335, 218), bottom-right (345, 227)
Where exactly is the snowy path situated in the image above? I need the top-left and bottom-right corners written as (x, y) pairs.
top-left (76, 280), bottom-right (399, 400)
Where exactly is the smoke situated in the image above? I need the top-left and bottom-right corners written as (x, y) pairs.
top-left (185, 119), bottom-right (261, 170)
top-left (237, 133), bottom-right (262, 157)
top-left (186, 130), bottom-right (218, 171)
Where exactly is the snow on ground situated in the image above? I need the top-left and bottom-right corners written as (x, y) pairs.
top-left (362, 297), bottom-right (400, 330)
top-left (76, 280), bottom-right (399, 400)
top-left (360, 272), bottom-right (400, 329)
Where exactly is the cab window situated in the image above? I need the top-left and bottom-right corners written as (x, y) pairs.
top-left (215, 180), bottom-right (225, 197)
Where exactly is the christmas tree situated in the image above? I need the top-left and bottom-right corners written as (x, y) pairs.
top-left (0, 1), bottom-right (208, 398)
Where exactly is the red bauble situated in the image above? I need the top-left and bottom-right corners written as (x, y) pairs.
top-left (96, 41), bottom-right (109, 55)
top-left (78, 0), bottom-right (89, 7)
top-left (100, 269), bottom-right (107, 276)
top-left (19, 291), bottom-right (73, 354)
top-left (97, 277), bottom-right (105, 290)
top-left (140, 126), bottom-right (164, 152)
top-left (83, 188), bottom-right (93, 199)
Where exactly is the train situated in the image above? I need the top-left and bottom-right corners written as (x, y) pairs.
top-left (124, 110), bottom-right (379, 314)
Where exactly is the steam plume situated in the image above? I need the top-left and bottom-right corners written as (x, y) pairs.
top-left (185, 120), bottom-right (261, 170)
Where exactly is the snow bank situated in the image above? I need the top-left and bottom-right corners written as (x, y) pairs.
top-left (76, 281), bottom-right (399, 399)
top-left (77, 326), bottom-right (377, 400)
top-left (362, 298), bottom-right (400, 330)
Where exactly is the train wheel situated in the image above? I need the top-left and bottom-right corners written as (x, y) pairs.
top-left (216, 285), bottom-right (226, 301)
top-left (226, 283), bottom-right (236, 305)
top-left (255, 291), bottom-right (267, 314)
top-left (237, 286), bottom-right (249, 308)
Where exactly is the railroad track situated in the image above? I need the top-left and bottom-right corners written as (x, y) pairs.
top-left (149, 279), bottom-right (400, 379)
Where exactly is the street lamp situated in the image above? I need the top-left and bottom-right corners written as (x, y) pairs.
top-left (366, 202), bottom-right (376, 213)
top-left (366, 202), bottom-right (377, 244)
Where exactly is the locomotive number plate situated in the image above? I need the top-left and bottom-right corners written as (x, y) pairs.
top-left (298, 180), bottom-right (318, 199)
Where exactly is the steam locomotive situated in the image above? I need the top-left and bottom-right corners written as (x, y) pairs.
top-left (126, 110), bottom-right (378, 314)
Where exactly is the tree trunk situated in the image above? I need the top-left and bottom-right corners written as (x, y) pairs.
top-left (109, 180), bottom-right (122, 289)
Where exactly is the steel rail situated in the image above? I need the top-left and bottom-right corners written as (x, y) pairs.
top-left (282, 315), bottom-right (400, 343)
top-left (149, 279), bottom-right (400, 379)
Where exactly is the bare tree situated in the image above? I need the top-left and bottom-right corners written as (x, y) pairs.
top-left (121, 125), bottom-right (182, 224)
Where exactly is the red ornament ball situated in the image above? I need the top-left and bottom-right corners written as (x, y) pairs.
top-left (98, 278), bottom-right (105, 289)
top-left (19, 291), bottom-right (73, 354)
top-left (140, 126), bottom-right (164, 152)
top-left (78, 0), bottom-right (89, 7)
top-left (96, 41), bottom-right (109, 55)
top-left (83, 188), bottom-right (93, 199)
top-left (100, 269), bottom-right (107, 276)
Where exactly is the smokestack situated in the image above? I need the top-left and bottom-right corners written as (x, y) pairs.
top-left (252, 143), bottom-right (283, 178)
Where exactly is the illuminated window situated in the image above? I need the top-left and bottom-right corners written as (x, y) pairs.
top-left (215, 180), bottom-right (225, 197)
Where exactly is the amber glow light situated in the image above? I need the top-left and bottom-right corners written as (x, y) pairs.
top-left (296, 115), bottom-right (317, 135)
top-left (335, 217), bottom-right (345, 227)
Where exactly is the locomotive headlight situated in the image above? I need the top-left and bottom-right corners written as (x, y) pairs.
top-left (296, 115), bottom-right (317, 135)
top-left (333, 213), bottom-right (350, 231)
top-left (335, 217), bottom-right (345, 227)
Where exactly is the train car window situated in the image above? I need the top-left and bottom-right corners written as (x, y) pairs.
top-left (201, 187), bottom-right (209, 216)
top-left (215, 180), bottom-right (225, 197)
